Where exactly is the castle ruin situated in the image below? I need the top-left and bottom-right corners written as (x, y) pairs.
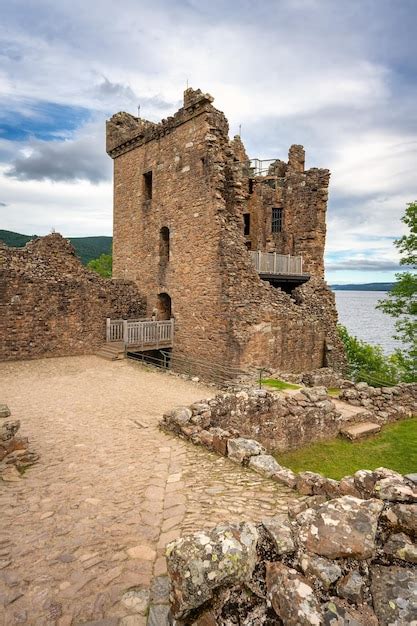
top-left (106, 88), bottom-right (345, 373)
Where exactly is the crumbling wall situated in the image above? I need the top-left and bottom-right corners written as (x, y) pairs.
top-left (0, 234), bottom-right (145, 361)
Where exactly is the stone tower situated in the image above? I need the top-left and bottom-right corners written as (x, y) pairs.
top-left (106, 88), bottom-right (345, 373)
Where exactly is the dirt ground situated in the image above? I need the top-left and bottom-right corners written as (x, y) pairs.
top-left (0, 356), bottom-right (296, 625)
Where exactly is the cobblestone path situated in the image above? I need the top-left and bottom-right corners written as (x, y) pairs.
top-left (0, 356), bottom-right (296, 625)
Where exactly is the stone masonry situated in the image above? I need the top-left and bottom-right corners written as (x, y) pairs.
top-left (0, 234), bottom-right (145, 360)
top-left (107, 87), bottom-right (346, 375)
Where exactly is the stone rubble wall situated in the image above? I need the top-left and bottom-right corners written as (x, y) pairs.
top-left (0, 404), bottom-right (38, 482)
top-left (160, 383), bottom-right (417, 499)
top-left (166, 492), bottom-right (417, 625)
top-left (340, 381), bottom-right (417, 423)
top-left (0, 234), bottom-right (146, 361)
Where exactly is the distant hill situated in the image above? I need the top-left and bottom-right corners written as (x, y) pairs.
top-left (0, 230), bottom-right (112, 265)
top-left (331, 283), bottom-right (395, 291)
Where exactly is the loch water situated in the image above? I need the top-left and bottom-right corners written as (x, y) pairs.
top-left (334, 291), bottom-right (402, 355)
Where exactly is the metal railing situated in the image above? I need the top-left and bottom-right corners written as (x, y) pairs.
top-left (251, 251), bottom-right (304, 275)
top-left (106, 318), bottom-right (174, 349)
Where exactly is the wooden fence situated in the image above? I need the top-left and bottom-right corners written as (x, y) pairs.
top-left (106, 318), bottom-right (174, 349)
top-left (250, 251), bottom-right (304, 275)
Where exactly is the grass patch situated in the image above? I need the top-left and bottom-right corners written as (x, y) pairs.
top-left (262, 378), bottom-right (301, 391)
top-left (275, 417), bottom-right (417, 480)
top-left (327, 387), bottom-right (341, 397)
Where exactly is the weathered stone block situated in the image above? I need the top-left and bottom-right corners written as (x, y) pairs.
top-left (248, 454), bottom-right (282, 478)
top-left (166, 522), bottom-right (259, 619)
top-left (227, 438), bottom-right (265, 464)
top-left (266, 562), bottom-right (322, 625)
top-left (297, 496), bottom-right (383, 559)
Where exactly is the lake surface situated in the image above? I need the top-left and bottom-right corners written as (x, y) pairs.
top-left (334, 291), bottom-right (401, 354)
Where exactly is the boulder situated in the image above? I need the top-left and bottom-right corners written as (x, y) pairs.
top-left (266, 562), bottom-right (322, 626)
top-left (300, 387), bottom-right (328, 402)
top-left (248, 454), bottom-right (282, 478)
top-left (273, 468), bottom-right (297, 489)
top-left (261, 514), bottom-right (294, 555)
top-left (296, 471), bottom-right (326, 495)
top-left (371, 565), bottom-right (417, 626)
top-left (297, 496), bottom-right (383, 559)
top-left (0, 420), bottom-right (20, 442)
top-left (382, 503), bottom-right (417, 538)
top-left (322, 599), bottom-right (378, 626)
top-left (382, 532), bottom-right (417, 563)
top-left (227, 438), bottom-right (265, 464)
top-left (166, 522), bottom-right (258, 619)
top-left (373, 476), bottom-right (417, 503)
top-left (0, 404), bottom-right (11, 419)
top-left (299, 553), bottom-right (342, 589)
top-left (336, 570), bottom-right (366, 603)
top-left (169, 407), bottom-right (193, 428)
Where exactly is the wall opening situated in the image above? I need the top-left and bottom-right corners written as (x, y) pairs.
top-left (143, 171), bottom-right (153, 201)
top-left (159, 227), bottom-right (170, 263)
top-left (243, 213), bottom-right (251, 236)
top-left (272, 207), bottom-right (283, 233)
top-left (157, 292), bottom-right (172, 320)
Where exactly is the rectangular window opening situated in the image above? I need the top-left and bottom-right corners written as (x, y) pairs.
top-left (243, 213), bottom-right (251, 236)
top-left (143, 171), bottom-right (153, 201)
top-left (272, 207), bottom-right (283, 233)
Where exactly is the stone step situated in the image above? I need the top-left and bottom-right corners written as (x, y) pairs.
top-left (340, 422), bottom-right (381, 441)
top-left (96, 343), bottom-right (125, 360)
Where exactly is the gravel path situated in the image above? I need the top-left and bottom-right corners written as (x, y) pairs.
top-left (0, 356), bottom-right (296, 625)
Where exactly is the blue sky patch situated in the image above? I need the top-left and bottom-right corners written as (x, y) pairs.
top-left (0, 101), bottom-right (92, 141)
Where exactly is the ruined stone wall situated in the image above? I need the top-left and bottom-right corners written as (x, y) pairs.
top-left (0, 234), bottom-right (145, 361)
top-left (244, 145), bottom-right (329, 278)
top-left (107, 88), bottom-right (346, 374)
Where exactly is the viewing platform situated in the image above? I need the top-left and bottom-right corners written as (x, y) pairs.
top-left (106, 318), bottom-right (174, 351)
top-left (250, 251), bottom-right (310, 290)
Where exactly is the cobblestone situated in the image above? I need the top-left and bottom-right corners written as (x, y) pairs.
top-left (0, 356), bottom-right (297, 624)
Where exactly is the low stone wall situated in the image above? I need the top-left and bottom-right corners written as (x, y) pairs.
top-left (0, 404), bottom-right (38, 482)
top-left (0, 234), bottom-right (146, 361)
top-left (162, 387), bottom-right (343, 453)
top-left (161, 385), bottom-right (417, 498)
top-left (340, 381), bottom-right (417, 422)
top-left (166, 494), bottom-right (417, 624)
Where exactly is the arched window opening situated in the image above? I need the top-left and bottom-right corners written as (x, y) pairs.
top-left (157, 293), bottom-right (172, 320)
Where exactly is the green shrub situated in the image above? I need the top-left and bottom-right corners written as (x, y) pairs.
top-left (87, 253), bottom-right (112, 278)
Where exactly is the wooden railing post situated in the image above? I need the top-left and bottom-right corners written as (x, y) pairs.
top-left (123, 320), bottom-right (128, 345)
top-left (106, 318), bottom-right (110, 342)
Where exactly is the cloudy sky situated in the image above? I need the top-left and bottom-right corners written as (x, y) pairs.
top-left (1, 0), bottom-right (416, 283)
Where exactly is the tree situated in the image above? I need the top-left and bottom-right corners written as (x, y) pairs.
top-left (377, 201), bottom-right (417, 382)
top-left (337, 324), bottom-right (400, 385)
top-left (87, 253), bottom-right (112, 278)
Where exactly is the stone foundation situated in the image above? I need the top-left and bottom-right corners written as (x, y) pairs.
top-left (0, 234), bottom-right (146, 361)
top-left (340, 381), bottom-right (417, 422)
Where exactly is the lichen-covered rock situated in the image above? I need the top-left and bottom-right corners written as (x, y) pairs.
top-left (322, 599), bottom-right (378, 626)
top-left (169, 407), bottom-right (193, 428)
top-left (336, 570), bottom-right (366, 603)
top-left (273, 467), bottom-right (297, 488)
top-left (227, 438), bottom-right (265, 464)
top-left (382, 503), bottom-right (417, 538)
top-left (300, 553), bottom-right (342, 589)
top-left (296, 471), bottom-right (326, 495)
top-left (339, 475), bottom-right (361, 497)
top-left (371, 565), bottom-right (417, 626)
top-left (0, 404), bottom-right (11, 419)
top-left (297, 496), bottom-right (383, 559)
top-left (248, 454), bottom-right (282, 478)
top-left (166, 522), bottom-right (259, 619)
top-left (383, 532), bottom-right (417, 563)
top-left (374, 476), bottom-right (417, 503)
top-left (262, 514), bottom-right (294, 555)
top-left (266, 562), bottom-right (322, 625)
top-left (0, 420), bottom-right (20, 442)
top-left (300, 386), bottom-right (328, 402)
